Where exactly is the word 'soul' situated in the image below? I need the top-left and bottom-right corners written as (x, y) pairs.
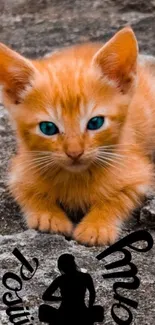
top-left (96, 230), bottom-right (154, 325)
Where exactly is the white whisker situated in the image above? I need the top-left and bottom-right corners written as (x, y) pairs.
top-left (98, 152), bottom-right (125, 160)
top-left (95, 156), bottom-right (124, 171)
top-left (97, 156), bottom-right (126, 168)
top-left (92, 159), bottom-right (118, 177)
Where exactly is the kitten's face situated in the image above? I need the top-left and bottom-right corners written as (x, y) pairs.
top-left (0, 27), bottom-right (138, 173)
top-left (8, 64), bottom-right (128, 173)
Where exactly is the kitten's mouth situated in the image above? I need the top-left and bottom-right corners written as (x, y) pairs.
top-left (65, 161), bottom-right (89, 172)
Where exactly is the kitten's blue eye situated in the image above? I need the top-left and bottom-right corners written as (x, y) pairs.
top-left (39, 121), bottom-right (59, 136)
top-left (87, 116), bottom-right (105, 130)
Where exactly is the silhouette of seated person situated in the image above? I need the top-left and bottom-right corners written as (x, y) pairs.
top-left (39, 253), bottom-right (104, 325)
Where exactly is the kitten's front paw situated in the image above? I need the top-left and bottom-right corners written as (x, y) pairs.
top-left (25, 210), bottom-right (73, 236)
top-left (73, 219), bottom-right (120, 246)
top-left (50, 214), bottom-right (73, 236)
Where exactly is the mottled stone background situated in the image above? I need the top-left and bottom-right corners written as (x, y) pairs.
top-left (0, 1), bottom-right (155, 324)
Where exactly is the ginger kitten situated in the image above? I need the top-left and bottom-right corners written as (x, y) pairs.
top-left (0, 27), bottom-right (155, 246)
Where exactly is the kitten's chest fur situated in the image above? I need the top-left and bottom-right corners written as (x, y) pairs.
top-left (49, 173), bottom-right (94, 222)
top-left (53, 172), bottom-right (94, 212)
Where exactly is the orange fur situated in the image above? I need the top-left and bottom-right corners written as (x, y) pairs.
top-left (0, 27), bottom-right (155, 246)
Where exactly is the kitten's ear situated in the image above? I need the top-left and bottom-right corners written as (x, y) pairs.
top-left (0, 43), bottom-right (38, 104)
top-left (92, 27), bottom-right (138, 93)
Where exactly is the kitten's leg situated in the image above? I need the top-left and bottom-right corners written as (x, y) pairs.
top-left (73, 187), bottom-right (146, 246)
top-left (8, 157), bottom-right (73, 236)
top-left (25, 204), bottom-right (73, 235)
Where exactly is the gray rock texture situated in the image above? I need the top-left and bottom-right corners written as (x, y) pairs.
top-left (0, 0), bottom-right (155, 324)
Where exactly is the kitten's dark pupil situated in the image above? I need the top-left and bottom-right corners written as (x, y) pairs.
top-left (91, 118), bottom-right (98, 125)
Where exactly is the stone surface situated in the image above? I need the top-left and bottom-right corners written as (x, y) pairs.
top-left (0, 1), bottom-right (155, 324)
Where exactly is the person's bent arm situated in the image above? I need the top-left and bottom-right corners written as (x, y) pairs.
top-left (42, 277), bottom-right (62, 302)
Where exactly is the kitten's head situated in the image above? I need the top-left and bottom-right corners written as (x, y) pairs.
top-left (0, 27), bottom-right (138, 173)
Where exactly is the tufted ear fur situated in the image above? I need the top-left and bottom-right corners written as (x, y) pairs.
top-left (92, 27), bottom-right (138, 93)
top-left (0, 43), bottom-right (38, 104)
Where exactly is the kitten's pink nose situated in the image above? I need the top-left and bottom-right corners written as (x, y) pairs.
top-left (66, 150), bottom-right (84, 160)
